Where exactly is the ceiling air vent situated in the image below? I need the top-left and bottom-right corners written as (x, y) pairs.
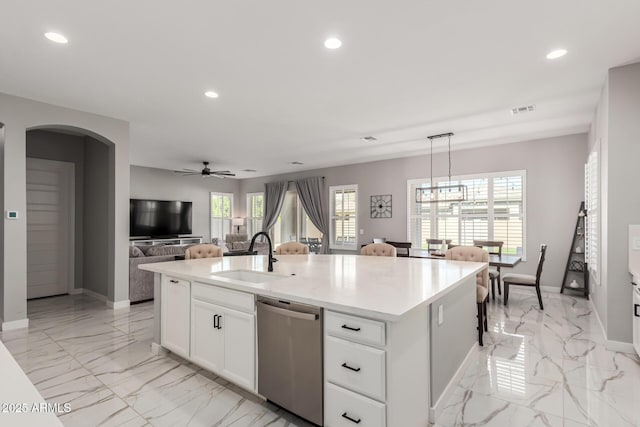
top-left (361, 136), bottom-right (377, 142)
top-left (510, 105), bottom-right (536, 115)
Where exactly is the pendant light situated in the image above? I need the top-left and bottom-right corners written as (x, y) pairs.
top-left (416, 132), bottom-right (467, 203)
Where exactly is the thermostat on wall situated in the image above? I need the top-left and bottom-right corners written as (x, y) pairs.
top-left (6, 211), bottom-right (18, 219)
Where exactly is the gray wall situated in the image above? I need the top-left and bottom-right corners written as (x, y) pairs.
top-left (130, 166), bottom-right (241, 242)
top-left (0, 124), bottom-right (4, 315)
top-left (26, 130), bottom-right (85, 291)
top-left (0, 92), bottom-right (130, 326)
top-left (240, 133), bottom-right (588, 288)
top-left (83, 137), bottom-right (112, 296)
top-left (590, 62), bottom-right (640, 344)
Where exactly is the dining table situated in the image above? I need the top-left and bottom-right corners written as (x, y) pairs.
top-left (408, 248), bottom-right (522, 268)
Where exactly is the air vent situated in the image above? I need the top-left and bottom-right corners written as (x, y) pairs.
top-left (290, 161), bottom-right (304, 165)
top-left (361, 136), bottom-right (377, 142)
top-left (510, 105), bottom-right (536, 115)
top-left (242, 169), bottom-right (257, 172)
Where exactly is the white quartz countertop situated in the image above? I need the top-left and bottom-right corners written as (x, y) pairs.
top-left (140, 254), bottom-right (485, 321)
top-left (0, 341), bottom-right (63, 426)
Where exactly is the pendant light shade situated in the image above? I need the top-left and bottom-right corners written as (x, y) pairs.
top-left (416, 132), bottom-right (467, 204)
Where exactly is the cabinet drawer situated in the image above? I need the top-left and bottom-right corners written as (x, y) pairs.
top-left (192, 282), bottom-right (254, 313)
top-left (325, 382), bottom-right (386, 427)
top-left (325, 336), bottom-right (386, 402)
top-left (326, 311), bottom-right (386, 347)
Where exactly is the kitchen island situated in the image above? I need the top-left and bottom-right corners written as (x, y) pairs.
top-left (140, 254), bottom-right (485, 426)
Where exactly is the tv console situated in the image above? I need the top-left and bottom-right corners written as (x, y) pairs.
top-left (129, 236), bottom-right (203, 246)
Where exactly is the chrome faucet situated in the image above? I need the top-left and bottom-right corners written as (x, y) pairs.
top-left (248, 232), bottom-right (277, 272)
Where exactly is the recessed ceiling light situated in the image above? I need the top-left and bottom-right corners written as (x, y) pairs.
top-left (324, 38), bottom-right (342, 49)
top-left (44, 32), bottom-right (68, 44)
top-left (546, 49), bottom-right (567, 60)
top-left (290, 161), bottom-right (304, 165)
top-left (204, 91), bottom-right (219, 98)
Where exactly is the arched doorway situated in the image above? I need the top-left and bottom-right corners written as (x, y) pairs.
top-left (26, 126), bottom-right (117, 302)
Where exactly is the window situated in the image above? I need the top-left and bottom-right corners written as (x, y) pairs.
top-left (585, 150), bottom-right (598, 280)
top-left (272, 191), bottom-right (322, 246)
top-left (408, 171), bottom-right (525, 256)
top-left (210, 192), bottom-right (233, 240)
top-left (330, 185), bottom-right (358, 250)
top-left (246, 192), bottom-right (264, 236)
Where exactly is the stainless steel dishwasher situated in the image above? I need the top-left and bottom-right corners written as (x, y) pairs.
top-left (257, 296), bottom-right (323, 426)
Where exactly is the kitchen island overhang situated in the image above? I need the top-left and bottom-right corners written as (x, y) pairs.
top-left (140, 254), bottom-right (486, 425)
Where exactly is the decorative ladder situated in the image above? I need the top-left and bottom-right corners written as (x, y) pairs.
top-left (560, 201), bottom-right (589, 297)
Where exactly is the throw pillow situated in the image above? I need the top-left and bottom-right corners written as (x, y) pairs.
top-left (231, 241), bottom-right (251, 251)
top-left (146, 245), bottom-right (187, 256)
top-left (129, 246), bottom-right (145, 258)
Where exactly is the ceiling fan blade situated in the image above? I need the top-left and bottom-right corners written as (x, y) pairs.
top-left (180, 172), bottom-right (202, 176)
top-left (213, 172), bottom-right (236, 177)
top-left (174, 169), bottom-right (199, 174)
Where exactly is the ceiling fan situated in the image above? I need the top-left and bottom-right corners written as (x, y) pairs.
top-left (174, 161), bottom-right (236, 178)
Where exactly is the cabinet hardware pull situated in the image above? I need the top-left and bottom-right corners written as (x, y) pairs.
top-left (341, 412), bottom-right (361, 424)
top-left (341, 362), bottom-right (361, 372)
top-left (217, 315), bottom-right (223, 330)
top-left (213, 314), bottom-right (218, 328)
top-left (635, 304), bottom-right (640, 317)
top-left (169, 279), bottom-right (179, 284)
top-left (341, 324), bottom-right (361, 332)
top-left (633, 282), bottom-right (638, 286)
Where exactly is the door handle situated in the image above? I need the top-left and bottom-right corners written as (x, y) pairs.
top-left (341, 362), bottom-right (361, 372)
top-left (341, 412), bottom-right (361, 424)
top-left (635, 304), bottom-right (640, 317)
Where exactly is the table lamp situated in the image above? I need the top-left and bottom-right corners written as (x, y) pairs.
top-left (232, 217), bottom-right (244, 234)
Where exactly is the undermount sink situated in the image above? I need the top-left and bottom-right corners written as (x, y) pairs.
top-left (212, 270), bottom-right (288, 284)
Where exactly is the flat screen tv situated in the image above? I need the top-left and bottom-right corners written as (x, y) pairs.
top-left (130, 199), bottom-right (193, 237)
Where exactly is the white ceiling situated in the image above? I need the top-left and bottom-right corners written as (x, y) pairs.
top-left (1, 1), bottom-right (639, 178)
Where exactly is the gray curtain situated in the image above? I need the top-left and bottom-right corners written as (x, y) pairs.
top-left (295, 177), bottom-right (330, 254)
top-left (262, 181), bottom-right (287, 233)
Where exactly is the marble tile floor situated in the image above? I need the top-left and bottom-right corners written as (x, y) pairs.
top-left (0, 294), bottom-right (314, 427)
top-left (0, 290), bottom-right (638, 426)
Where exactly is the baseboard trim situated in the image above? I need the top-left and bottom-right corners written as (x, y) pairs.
top-left (589, 297), bottom-right (607, 342)
top-left (606, 339), bottom-right (636, 354)
top-left (151, 342), bottom-right (168, 356)
top-left (1, 318), bottom-right (29, 331)
top-left (68, 288), bottom-right (83, 295)
top-left (80, 288), bottom-right (108, 303)
top-left (108, 299), bottom-right (131, 310)
top-left (430, 342), bottom-right (478, 422)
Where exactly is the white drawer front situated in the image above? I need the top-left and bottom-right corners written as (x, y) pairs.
top-left (325, 383), bottom-right (386, 427)
top-left (192, 282), bottom-right (254, 313)
top-left (326, 311), bottom-right (386, 347)
top-left (325, 336), bottom-right (386, 402)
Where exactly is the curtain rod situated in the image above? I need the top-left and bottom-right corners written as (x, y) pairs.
top-left (286, 176), bottom-right (325, 184)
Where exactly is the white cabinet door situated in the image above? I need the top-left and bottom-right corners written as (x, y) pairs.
top-left (634, 288), bottom-right (640, 357)
top-left (161, 276), bottom-right (190, 358)
top-left (190, 299), bottom-right (256, 391)
top-left (221, 307), bottom-right (255, 390)
top-left (191, 299), bottom-right (224, 372)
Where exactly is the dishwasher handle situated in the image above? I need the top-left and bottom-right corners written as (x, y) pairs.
top-left (258, 301), bottom-right (319, 321)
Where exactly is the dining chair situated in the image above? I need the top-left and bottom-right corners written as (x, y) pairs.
top-left (275, 242), bottom-right (309, 255)
top-left (473, 240), bottom-right (504, 300)
top-left (360, 243), bottom-right (397, 257)
top-left (426, 238), bottom-right (451, 252)
top-left (445, 246), bottom-right (490, 346)
top-left (503, 244), bottom-right (547, 309)
top-left (185, 244), bottom-right (224, 259)
top-left (386, 241), bottom-right (412, 257)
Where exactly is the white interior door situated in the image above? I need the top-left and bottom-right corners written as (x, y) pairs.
top-left (26, 157), bottom-right (74, 299)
